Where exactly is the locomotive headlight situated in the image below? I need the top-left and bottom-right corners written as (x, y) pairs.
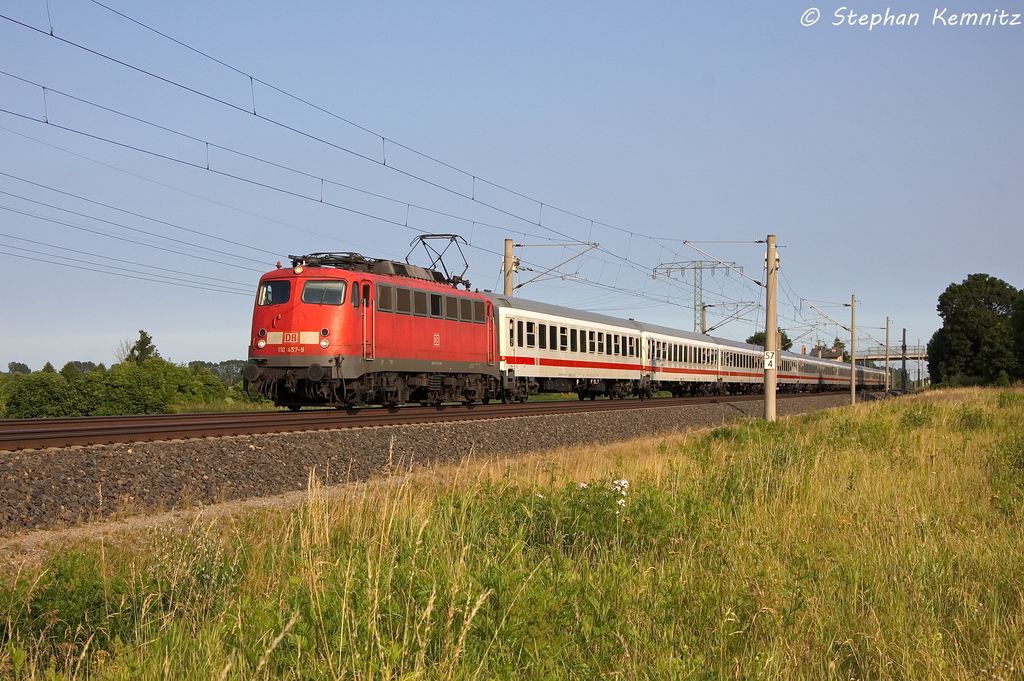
top-left (256, 339), bottom-right (267, 349)
top-left (319, 338), bottom-right (330, 348)
top-left (294, 265), bottom-right (304, 274)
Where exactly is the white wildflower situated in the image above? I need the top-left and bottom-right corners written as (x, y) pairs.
top-left (578, 482), bottom-right (588, 489)
top-left (612, 479), bottom-right (629, 495)
top-left (617, 498), bottom-right (626, 507)
top-left (536, 493), bottom-right (545, 499)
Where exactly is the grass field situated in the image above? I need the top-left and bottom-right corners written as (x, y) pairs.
top-left (2, 388), bottom-right (1023, 679)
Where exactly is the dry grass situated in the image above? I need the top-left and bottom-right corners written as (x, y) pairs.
top-left (2, 387), bottom-right (1024, 679)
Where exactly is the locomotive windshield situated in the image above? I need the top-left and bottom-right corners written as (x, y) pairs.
top-left (256, 280), bottom-right (290, 306)
top-left (301, 280), bottom-right (348, 305)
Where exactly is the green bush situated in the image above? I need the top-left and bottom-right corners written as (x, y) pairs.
top-left (2, 359), bottom-right (229, 418)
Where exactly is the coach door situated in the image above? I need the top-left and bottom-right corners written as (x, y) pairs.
top-left (360, 280), bottom-right (374, 360)
top-left (506, 317), bottom-right (516, 366)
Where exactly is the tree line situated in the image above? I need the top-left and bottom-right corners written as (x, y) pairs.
top-left (928, 273), bottom-right (1024, 386)
top-left (0, 331), bottom-right (261, 419)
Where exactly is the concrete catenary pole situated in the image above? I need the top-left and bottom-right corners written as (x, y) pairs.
top-left (503, 239), bottom-right (515, 296)
top-left (885, 317), bottom-right (891, 392)
top-left (901, 329), bottom-right (908, 392)
top-left (850, 294), bottom-right (857, 406)
top-left (764, 235), bottom-right (778, 422)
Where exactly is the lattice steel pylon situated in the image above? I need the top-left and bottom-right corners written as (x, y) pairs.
top-left (653, 261), bottom-right (742, 332)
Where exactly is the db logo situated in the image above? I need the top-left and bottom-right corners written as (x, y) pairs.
top-left (284, 332), bottom-right (299, 344)
top-left (433, 333), bottom-right (441, 346)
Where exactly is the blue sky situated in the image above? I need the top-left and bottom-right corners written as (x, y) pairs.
top-left (1, 0), bottom-right (1021, 371)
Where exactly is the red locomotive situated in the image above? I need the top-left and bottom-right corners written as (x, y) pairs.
top-left (243, 253), bottom-right (501, 409)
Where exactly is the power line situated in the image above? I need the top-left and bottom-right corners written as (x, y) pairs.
top-left (80, 0), bottom-right (696, 250)
top-left (0, 246), bottom-right (251, 295)
top-left (0, 107), bottom-right (716, 313)
top-left (0, 10), bottom-right (678, 280)
top-left (0, 231), bottom-right (251, 291)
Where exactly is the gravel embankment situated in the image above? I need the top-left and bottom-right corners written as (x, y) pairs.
top-left (0, 394), bottom-right (857, 534)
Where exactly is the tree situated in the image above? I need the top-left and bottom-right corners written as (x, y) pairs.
top-left (746, 330), bottom-right (793, 351)
top-left (7, 362), bottom-right (30, 374)
top-left (59, 362), bottom-right (83, 382)
top-left (117, 330), bottom-right (160, 366)
top-left (927, 274), bottom-right (1022, 384)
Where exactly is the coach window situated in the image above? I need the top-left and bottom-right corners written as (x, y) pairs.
top-left (539, 324), bottom-right (547, 349)
top-left (430, 293), bottom-right (443, 317)
top-left (613, 335), bottom-right (620, 355)
top-left (550, 325), bottom-right (558, 350)
top-left (257, 280), bottom-right (290, 306)
top-left (526, 322), bottom-right (537, 347)
top-left (413, 290), bottom-right (428, 316)
top-left (517, 320), bottom-right (525, 348)
top-left (570, 329), bottom-right (578, 352)
top-left (445, 296), bottom-right (459, 320)
top-left (474, 300), bottom-right (486, 323)
top-left (588, 331), bottom-right (596, 353)
top-left (396, 288), bottom-right (412, 314)
top-left (597, 332), bottom-right (604, 354)
top-left (302, 280), bottom-right (346, 305)
top-left (376, 285), bottom-right (394, 312)
top-left (559, 327), bottom-right (568, 351)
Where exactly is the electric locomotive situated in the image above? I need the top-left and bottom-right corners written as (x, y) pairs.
top-left (243, 253), bottom-right (501, 409)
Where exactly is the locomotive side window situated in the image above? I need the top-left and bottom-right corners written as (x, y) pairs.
top-left (362, 284), bottom-right (370, 306)
top-left (446, 296), bottom-right (459, 320)
top-left (570, 329), bottom-right (578, 352)
top-left (430, 293), bottom-right (443, 317)
top-left (257, 280), bottom-right (290, 306)
top-left (376, 285), bottom-right (394, 312)
top-left (559, 327), bottom-right (567, 351)
top-left (460, 298), bottom-right (473, 322)
top-left (351, 284), bottom-right (360, 307)
top-left (517, 320), bottom-right (524, 347)
top-left (538, 324), bottom-right (547, 349)
top-left (413, 291), bottom-right (428, 316)
top-left (474, 300), bottom-right (486, 323)
top-left (301, 280), bottom-right (347, 305)
top-left (396, 288), bottom-right (412, 314)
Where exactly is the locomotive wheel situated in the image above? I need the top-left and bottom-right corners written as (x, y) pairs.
top-left (577, 393), bottom-right (586, 401)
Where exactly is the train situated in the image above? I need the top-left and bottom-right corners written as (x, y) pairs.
top-left (242, 252), bottom-right (887, 409)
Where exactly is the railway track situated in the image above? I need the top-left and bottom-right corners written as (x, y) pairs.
top-left (0, 392), bottom-right (816, 451)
